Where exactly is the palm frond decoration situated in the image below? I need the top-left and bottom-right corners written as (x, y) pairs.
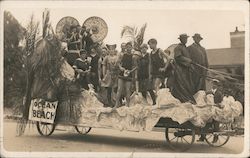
top-left (25, 14), bottom-right (39, 56)
top-left (134, 27), bottom-right (138, 37)
top-left (14, 13), bottom-right (40, 136)
top-left (42, 8), bottom-right (50, 38)
top-left (121, 23), bottom-right (147, 51)
top-left (134, 23), bottom-right (147, 51)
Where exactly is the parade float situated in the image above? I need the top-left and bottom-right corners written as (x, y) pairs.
top-left (16, 10), bottom-right (243, 152)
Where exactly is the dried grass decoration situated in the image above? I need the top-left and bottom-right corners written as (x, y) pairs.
top-left (16, 13), bottom-right (40, 136)
top-left (17, 9), bottom-right (75, 136)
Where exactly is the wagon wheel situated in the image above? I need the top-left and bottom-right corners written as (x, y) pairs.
top-left (205, 132), bottom-right (230, 147)
top-left (165, 126), bottom-right (195, 151)
top-left (36, 122), bottom-right (56, 136)
top-left (74, 126), bottom-right (92, 135)
top-left (205, 123), bottom-right (230, 147)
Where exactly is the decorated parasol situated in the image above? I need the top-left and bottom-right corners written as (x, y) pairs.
top-left (83, 16), bottom-right (108, 43)
top-left (55, 16), bottom-right (79, 41)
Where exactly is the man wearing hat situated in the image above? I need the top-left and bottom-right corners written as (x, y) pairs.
top-left (207, 79), bottom-right (224, 104)
top-left (188, 33), bottom-right (209, 93)
top-left (198, 78), bottom-right (223, 142)
top-left (168, 34), bottom-right (196, 103)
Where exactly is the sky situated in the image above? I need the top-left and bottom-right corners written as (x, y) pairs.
top-left (4, 3), bottom-right (246, 51)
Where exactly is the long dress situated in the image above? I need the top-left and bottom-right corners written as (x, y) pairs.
top-left (102, 55), bottom-right (119, 88)
top-left (168, 43), bottom-right (196, 103)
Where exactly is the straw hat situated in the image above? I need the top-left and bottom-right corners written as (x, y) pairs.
top-left (212, 78), bottom-right (220, 83)
top-left (178, 33), bottom-right (189, 39)
top-left (192, 33), bottom-right (203, 40)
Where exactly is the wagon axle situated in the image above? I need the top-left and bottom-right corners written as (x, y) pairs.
top-left (174, 130), bottom-right (193, 137)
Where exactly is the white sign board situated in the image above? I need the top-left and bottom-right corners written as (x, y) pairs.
top-left (28, 99), bottom-right (58, 124)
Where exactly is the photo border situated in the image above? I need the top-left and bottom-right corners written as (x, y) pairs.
top-left (0, 1), bottom-right (249, 157)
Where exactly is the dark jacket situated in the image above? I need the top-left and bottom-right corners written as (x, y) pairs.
top-left (188, 43), bottom-right (209, 91)
top-left (207, 88), bottom-right (224, 104)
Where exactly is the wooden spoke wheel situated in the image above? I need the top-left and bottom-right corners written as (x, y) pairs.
top-left (205, 123), bottom-right (230, 147)
top-left (74, 126), bottom-right (92, 135)
top-left (205, 132), bottom-right (230, 147)
top-left (36, 122), bottom-right (56, 136)
top-left (165, 127), bottom-right (195, 151)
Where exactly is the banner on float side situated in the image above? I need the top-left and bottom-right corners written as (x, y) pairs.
top-left (28, 99), bottom-right (58, 124)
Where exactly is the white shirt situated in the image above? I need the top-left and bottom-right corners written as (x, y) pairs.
top-left (211, 88), bottom-right (217, 94)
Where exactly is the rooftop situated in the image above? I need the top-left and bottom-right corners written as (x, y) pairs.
top-left (206, 47), bottom-right (244, 66)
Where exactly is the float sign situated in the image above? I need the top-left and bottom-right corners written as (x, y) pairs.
top-left (28, 99), bottom-right (58, 124)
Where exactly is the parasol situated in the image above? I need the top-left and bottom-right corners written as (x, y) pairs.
top-left (83, 16), bottom-right (108, 43)
top-left (55, 16), bottom-right (79, 41)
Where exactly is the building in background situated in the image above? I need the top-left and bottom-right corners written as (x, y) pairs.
top-left (206, 27), bottom-right (245, 108)
top-left (206, 27), bottom-right (245, 76)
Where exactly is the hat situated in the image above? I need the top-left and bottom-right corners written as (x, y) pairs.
top-left (212, 79), bottom-right (220, 83)
top-left (106, 44), bottom-right (117, 50)
top-left (178, 34), bottom-right (189, 39)
top-left (211, 78), bottom-right (221, 86)
top-left (192, 33), bottom-right (203, 40)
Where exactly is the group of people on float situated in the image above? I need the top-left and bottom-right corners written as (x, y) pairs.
top-left (62, 24), bottom-right (215, 108)
top-left (63, 24), bottom-right (223, 143)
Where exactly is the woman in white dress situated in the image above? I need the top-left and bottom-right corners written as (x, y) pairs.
top-left (102, 44), bottom-right (120, 106)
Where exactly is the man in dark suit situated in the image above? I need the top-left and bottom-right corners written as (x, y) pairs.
top-left (207, 79), bottom-right (224, 104)
top-left (198, 79), bottom-right (223, 143)
top-left (208, 79), bottom-right (223, 143)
